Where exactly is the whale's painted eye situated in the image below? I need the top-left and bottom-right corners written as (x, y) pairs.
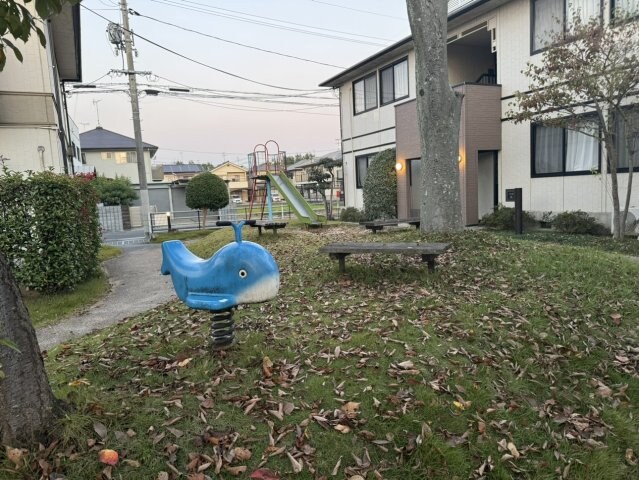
top-left (239, 269), bottom-right (248, 278)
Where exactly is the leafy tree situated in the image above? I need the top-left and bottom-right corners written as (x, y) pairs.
top-left (363, 149), bottom-right (397, 220)
top-left (406, 0), bottom-right (463, 232)
top-left (510, 10), bottom-right (639, 239)
top-left (0, 0), bottom-right (79, 71)
top-left (92, 175), bottom-right (138, 206)
top-left (185, 172), bottom-right (229, 227)
top-left (308, 157), bottom-right (341, 219)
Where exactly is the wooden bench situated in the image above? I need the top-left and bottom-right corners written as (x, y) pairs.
top-left (360, 218), bottom-right (421, 233)
top-left (319, 242), bottom-right (449, 273)
top-left (248, 221), bottom-right (287, 236)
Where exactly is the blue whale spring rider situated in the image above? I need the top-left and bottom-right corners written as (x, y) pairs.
top-left (161, 220), bottom-right (279, 348)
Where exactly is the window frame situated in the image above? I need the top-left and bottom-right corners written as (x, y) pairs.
top-left (531, 119), bottom-right (602, 177)
top-left (611, 0), bottom-right (639, 21)
top-left (355, 154), bottom-right (374, 188)
top-left (613, 107), bottom-right (639, 173)
top-left (530, 0), bottom-right (604, 55)
top-left (379, 57), bottom-right (409, 106)
top-left (352, 72), bottom-right (378, 115)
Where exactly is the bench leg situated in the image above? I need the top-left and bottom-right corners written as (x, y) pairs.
top-left (257, 226), bottom-right (262, 236)
top-left (421, 254), bottom-right (436, 271)
top-left (338, 254), bottom-right (347, 273)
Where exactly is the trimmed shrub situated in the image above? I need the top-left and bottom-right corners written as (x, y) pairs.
top-left (186, 172), bottom-right (229, 227)
top-left (0, 170), bottom-right (101, 292)
top-left (480, 205), bottom-right (537, 230)
top-left (363, 149), bottom-right (397, 220)
top-left (92, 175), bottom-right (138, 206)
top-left (339, 207), bottom-right (365, 223)
top-left (552, 210), bottom-right (608, 235)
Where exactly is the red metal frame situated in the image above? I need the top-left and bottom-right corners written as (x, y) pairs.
top-left (247, 141), bottom-right (286, 220)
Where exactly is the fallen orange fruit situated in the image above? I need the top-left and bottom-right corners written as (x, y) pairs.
top-left (98, 449), bottom-right (119, 465)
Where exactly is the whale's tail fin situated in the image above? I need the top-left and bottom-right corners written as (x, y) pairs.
top-left (161, 240), bottom-right (202, 275)
top-left (216, 220), bottom-right (257, 243)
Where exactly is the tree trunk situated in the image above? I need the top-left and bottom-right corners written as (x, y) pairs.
top-left (407, 0), bottom-right (464, 232)
top-left (0, 254), bottom-right (59, 447)
top-left (202, 208), bottom-right (208, 228)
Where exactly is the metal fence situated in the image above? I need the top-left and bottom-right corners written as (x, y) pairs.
top-left (149, 201), bottom-right (326, 234)
top-left (98, 205), bottom-right (123, 232)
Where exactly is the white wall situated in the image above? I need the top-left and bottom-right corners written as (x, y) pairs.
top-left (497, 0), bottom-right (639, 223)
top-left (0, 14), bottom-right (66, 174)
top-left (340, 50), bottom-right (416, 209)
top-left (84, 150), bottom-right (155, 183)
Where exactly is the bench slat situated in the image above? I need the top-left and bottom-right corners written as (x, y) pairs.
top-left (320, 242), bottom-right (448, 255)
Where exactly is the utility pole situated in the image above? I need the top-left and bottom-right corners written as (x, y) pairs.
top-left (120, 0), bottom-right (151, 239)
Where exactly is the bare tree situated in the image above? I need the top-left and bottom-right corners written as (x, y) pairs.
top-left (510, 10), bottom-right (639, 239)
top-left (1, 254), bottom-right (59, 446)
top-left (406, 0), bottom-right (464, 232)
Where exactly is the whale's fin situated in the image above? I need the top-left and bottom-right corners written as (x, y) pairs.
top-left (185, 293), bottom-right (237, 310)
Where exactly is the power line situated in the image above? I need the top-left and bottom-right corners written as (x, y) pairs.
top-left (163, 0), bottom-right (393, 41)
top-left (164, 95), bottom-right (339, 116)
top-left (310, 0), bottom-right (408, 21)
top-left (82, 5), bottom-right (331, 92)
top-left (73, 80), bottom-right (337, 101)
top-left (131, 10), bottom-right (345, 69)
top-left (146, 0), bottom-right (388, 46)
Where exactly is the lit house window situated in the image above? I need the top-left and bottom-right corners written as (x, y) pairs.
top-left (115, 152), bottom-right (137, 164)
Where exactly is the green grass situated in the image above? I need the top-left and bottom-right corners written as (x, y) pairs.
top-left (23, 245), bottom-right (121, 328)
top-left (97, 244), bottom-right (122, 262)
top-left (3, 226), bottom-right (639, 479)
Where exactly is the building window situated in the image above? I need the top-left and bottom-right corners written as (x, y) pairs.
top-left (380, 58), bottom-right (409, 105)
top-left (615, 109), bottom-right (639, 171)
top-left (532, 119), bottom-right (600, 176)
top-left (353, 73), bottom-right (377, 114)
top-left (355, 154), bottom-right (375, 188)
top-left (115, 152), bottom-right (137, 164)
top-left (612, 0), bottom-right (639, 19)
top-left (101, 152), bottom-right (112, 160)
top-left (81, 152), bottom-right (86, 165)
top-left (532, 0), bottom-right (602, 53)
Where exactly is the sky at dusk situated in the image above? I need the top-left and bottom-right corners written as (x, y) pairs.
top-left (67, 0), bottom-right (411, 167)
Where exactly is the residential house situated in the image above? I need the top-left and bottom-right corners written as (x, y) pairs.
top-left (79, 126), bottom-right (162, 184)
top-left (211, 161), bottom-right (250, 202)
top-left (162, 163), bottom-right (208, 182)
top-left (0, 3), bottom-right (81, 174)
top-left (320, 0), bottom-right (639, 226)
top-left (288, 151), bottom-right (344, 202)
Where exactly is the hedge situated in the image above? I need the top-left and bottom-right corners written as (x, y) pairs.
top-left (0, 170), bottom-right (101, 292)
top-left (363, 149), bottom-right (397, 220)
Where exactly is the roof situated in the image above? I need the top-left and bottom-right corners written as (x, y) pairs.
top-left (50, 4), bottom-right (82, 82)
top-left (211, 161), bottom-right (248, 172)
top-left (319, 0), bottom-right (493, 88)
top-left (80, 127), bottom-right (158, 156)
top-left (162, 164), bottom-right (207, 174)
top-left (288, 151), bottom-right (343, 171)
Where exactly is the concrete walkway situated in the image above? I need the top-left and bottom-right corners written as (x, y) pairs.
top-left (36, 244), bottom-right (176, 351)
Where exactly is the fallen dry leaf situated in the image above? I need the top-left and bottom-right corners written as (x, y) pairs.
top-left (233, 447), bottom-right (252, 461)
top-left (262, 356), bottom-right (274, 378)
top-left (286, 452), bottom-right (303, 473)
top-left (225, 465), bottom-right (247, 476)
top-left (250, 468), bottom-right (281, 480)
top-left (93, 422), bottom-right (108, 440)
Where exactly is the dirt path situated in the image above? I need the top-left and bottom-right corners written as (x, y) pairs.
top-left (36, 244), bottom-right (176, 351)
